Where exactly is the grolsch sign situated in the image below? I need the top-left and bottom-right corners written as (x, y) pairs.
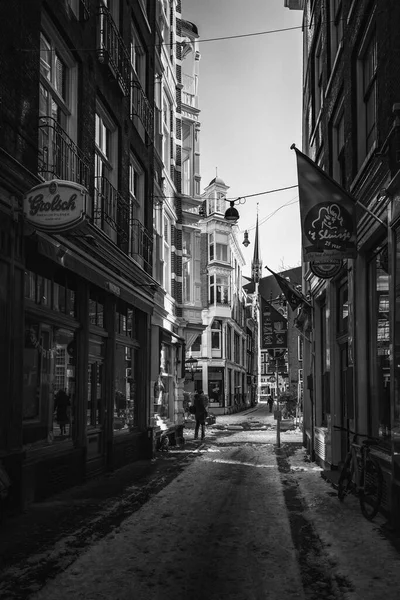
top-left (23, 179), bottom-right (88, 233)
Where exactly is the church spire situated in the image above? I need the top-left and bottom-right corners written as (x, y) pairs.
top-left (251, 205), bottom-right (262, 283)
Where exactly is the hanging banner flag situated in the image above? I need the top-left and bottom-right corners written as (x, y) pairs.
top-left (260, 296), bottom-right (287, 350)
top-left (265, 266), bottom-right (310, 311)
top-left (292, 146), bottom-right (357, 262)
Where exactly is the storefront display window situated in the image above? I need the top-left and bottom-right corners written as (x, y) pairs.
top-left (23, 321), bottom-right (76, 444)
top-left (208, 368), bottom-right (223, 406)
top-left (369, 245), bottom-right (390, 439)
top-left (393, 232), bottom-right (400, 442)
top-left (24, 269), bottom-right (76, 318)
top-left (114, 344), bottom-right (138, 433)
top-left (89, 288), bottom-right (105, 328)
top-left (87, 335), bottom-right (105, 428)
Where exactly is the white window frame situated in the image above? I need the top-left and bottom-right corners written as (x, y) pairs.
top-left (129, 154), bottom-right (144, 225)
top-left (163, 213), bottom-right (172, 295)
top-left (162, 94), bottom-right (172, 170)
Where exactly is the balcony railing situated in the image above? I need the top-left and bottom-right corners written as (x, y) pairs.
top-left (94, 177), bottom-right (153, 272)
top-left (94, 176), bottom-right (130, 242)
top-left (97, 5), bottom-right (131, 96)
top-left (38, 116), bottom-right (91, 188)
top-left (131, 69), bottom-right (154, 139)
top-left (130, 218), bottom-right (153, 272)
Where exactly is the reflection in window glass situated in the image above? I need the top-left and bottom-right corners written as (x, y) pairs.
top-left (23, 321), bottom-right (76, 444)
top-left (370, 245), bottom-right (390, 439)
top-left (114, 345), bottom-right (138, 433)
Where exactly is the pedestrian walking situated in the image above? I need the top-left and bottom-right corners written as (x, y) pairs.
top-left (54, 389), bottom-right (71, 436)
top-left (193, 390), bottom-right (208, 440)
top-left (267, 395), bottom-right (273, 413)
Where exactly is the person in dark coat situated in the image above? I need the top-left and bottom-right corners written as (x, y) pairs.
top-left (267, 395), bottom-right (274, 413)
top-left (194, 390), bottom-right (207, 440)
top-left (54, 389), bottom-right (71, 436)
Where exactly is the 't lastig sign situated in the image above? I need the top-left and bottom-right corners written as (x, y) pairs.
top-left (23, 180), bottom-right (88, 233)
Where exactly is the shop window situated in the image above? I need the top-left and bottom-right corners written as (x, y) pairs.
top-left (337, 280), bottom-right (348, 334)
top-left (23, 322), bottom-right (76, 445)
top-left (368, 245), bottom-right (390, 439)
top-left (24, 269), bottom-right (76, 318)
top-left (226, 325), bottom-right (232, 360)
top-left (115, 301), bottom-right (137, 338)
top-left (114, 345), bottom-right (138, 433)
top-left (211, 320), bottom-right (222, 358)
top-left (89, 289), bottom-right (105, 328)
top-left (393, 231), bottom-right (400, 438)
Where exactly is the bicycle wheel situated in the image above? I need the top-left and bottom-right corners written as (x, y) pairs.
top-left (359, 456), bottom-right (383, 520)
top-left (337, 455), bottom-right (353, 501)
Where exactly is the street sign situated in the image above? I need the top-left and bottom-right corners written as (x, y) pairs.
top-left (261, 298), bottom-right (287, 349)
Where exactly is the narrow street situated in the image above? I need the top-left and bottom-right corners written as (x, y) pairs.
top-left (2, 404), bottom-right (400, 600)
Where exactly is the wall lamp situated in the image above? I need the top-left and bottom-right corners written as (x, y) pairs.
top-left (224, 197), bottom-right (246, 223)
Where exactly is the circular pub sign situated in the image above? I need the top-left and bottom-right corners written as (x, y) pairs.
top-left (23, 179), bottom-right (88, 233)
top-left (310, 260), bottom-right (343, 279)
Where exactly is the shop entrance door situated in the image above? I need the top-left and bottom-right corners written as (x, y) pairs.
top-left (86, 336), bottom-right (106, 475)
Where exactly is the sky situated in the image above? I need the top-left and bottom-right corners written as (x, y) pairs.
top-left (182, 0), bottom-right (304, 277)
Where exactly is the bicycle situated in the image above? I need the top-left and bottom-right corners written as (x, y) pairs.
top-left (334, 425), bottom-right (384, 521)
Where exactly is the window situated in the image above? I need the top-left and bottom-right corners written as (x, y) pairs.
top-left (393, 232), bottom-right (400, 438)
top-left (368, 245), bottom-right (390, 439)
top-left (24, 269), bottom-right (77, 318)
top-left (114, 345), bottom-right (138, 434)
top-left (211, 320), bottom-right (222, 357)
top-left (191, 334), bottom-right (202, 353)
top-left (337, 280), bottom-right (348, 334)
top-left (207, 192), bottom-right (226, 216)
top-left (23, 323), bottom-right (76, 445)
top-left (153, 203), bottom-right (163, 284)
top-left (226, 325), bottom-right (232, 360)
top-left (163, 95), bottom-right (171, 170)
top-left (331, 100), bottom-right (345, 186)
top-left (234, 333), bottom-right (240, 364)
top-left (209, 274), bottom-right (230, 305)
top-left (313, 31), bottom-right (323, 123)
top-left (356, 23), bottom-right (377, 166)
top-left (163, 214), bottom-right (172, 294)
top-left (89, 288), bottom-right (105, 328)
top-left (209, 233), bottom-right (229, 263)
top-left (182, 121), bottom-right (193, 196)
top-left (94, 103), bottom-right (118, 236)
top-left (129, 155), bottom-right (145, 257)
top-left (115, 301), bottom-right (137, 338)
top-left (38, 19), bottom-right (78, 181)
top-left (131, 23), bottom-right (146, 89)
top-left (329, 0), bottom-right (343, 69)
top-left (182, 229), bottom-right (192, 303)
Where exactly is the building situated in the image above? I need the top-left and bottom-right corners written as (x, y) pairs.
top-left (0, 0), bottom-right (165, 508)
top-left (286, 0), bottom-right (400, 526)
top-left (246, 268), bottom-right (303, 405)
top-left (183, 176), bottom-right (258, 413)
